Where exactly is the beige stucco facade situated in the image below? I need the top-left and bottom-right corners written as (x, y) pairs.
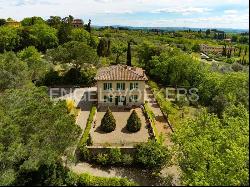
top-left (97, 80), bottom-right (145, 107)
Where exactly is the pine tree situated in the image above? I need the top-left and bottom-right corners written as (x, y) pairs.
top-left (126, 110), bottom-right (141, 132)
top-left (100, 108), bottom-right (116, 133)
top-left (126, 41), bottom-right (132, 66)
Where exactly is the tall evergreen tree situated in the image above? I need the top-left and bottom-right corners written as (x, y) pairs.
top-left (86, 19), bottom-right (91, 33)
top-left (127, 41), bottom-right (132, 66)
top-left (97, 38), bottom-right (106, 57)
top-left (222, 45), bottom-right (227, 56)
top-left (97, 38), bottom-right (110, 57)
top-left (106, 39), bottom-right (111, 57)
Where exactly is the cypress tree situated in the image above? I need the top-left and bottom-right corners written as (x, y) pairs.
top-left (127, 41), bottom-right (132, 66)
top-left (106, 39), bottom-right (111, 57)
top-left (222, 45), bottom-right (227, 56)
top-left (87, 19), bottom-right (91, 33)
top-left (238, 47), bottom-right (242, 57)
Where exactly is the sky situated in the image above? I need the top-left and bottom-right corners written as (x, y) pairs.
top-left (0, 0), bottom-right (249, 29)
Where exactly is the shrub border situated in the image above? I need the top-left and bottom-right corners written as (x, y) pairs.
top-left (77, 106), bottom-right (97, 149)
top-left (143, 102), bottom-right (159, 141)
top-left (148, 80), bottom-right (175, 132)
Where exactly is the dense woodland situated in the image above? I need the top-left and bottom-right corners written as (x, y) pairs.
top-left (0, 15), bottom-right (249, 186)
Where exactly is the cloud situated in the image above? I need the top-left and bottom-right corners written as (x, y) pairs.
top-left (155, 13), bottom-right (249, 28)
top-left (0, 0), bottom-right (248, 29)
top-left (104, 10), bottom-right (133, 14)
top-left (93, 0), bottom-right (113, 3)
top-left (224, 9), bottom-right (238, 14)
top-left (12, 0), bottom-right (57, 6)
top-left (152, 7), bottom-right (212, 15)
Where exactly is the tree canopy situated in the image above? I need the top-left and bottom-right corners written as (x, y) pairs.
top-left (172, 105), bottom-right (249, 186)
top-left (47, 41), bottom-right (98, 69)
top-left (0, 52), bottom-right (28, 91)
top-left (0, 26), bottom-right (20, 52)
top-left (0, 86), bottom-right (81, 185)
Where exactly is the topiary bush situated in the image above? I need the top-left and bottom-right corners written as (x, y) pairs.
top-left (126, 110), bottom-right (142, 132)
top-left (100, 108), bottom-right (116, 133)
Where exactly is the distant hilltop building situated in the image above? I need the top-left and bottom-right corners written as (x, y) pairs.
top-left (199, 44), bottom-right (235, 55)
top-left (5, 19), bottom-right (21, 27)
top-left (224, 38), bottom-right (232, 43)
top-left (72, 19), bottom-right (84, 28)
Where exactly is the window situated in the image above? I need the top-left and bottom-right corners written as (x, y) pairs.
top-left (129, 95), bottom-right (138, 102)
top-left (117, 83), bottom-right (125, 90)
top-left (130, 82), bottom-right (139, 90)
top-left (104, 95), bottom-right (113, 103)
top-left (118, 96), bottom-right (125, 103)
top-left (104, 83), bottom-right (112, 90)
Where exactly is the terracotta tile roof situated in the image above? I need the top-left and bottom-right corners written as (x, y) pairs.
top-left (72, 19), bottom-right (84, 24)
top-left (95, 65), bottom-right (148, 81)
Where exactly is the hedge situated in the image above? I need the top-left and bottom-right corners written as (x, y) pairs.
top-left (144, 102), bottom-right (159, 141)
top-left (77, 106), bottom-right (97, 154)
top-left (95, 148), bottom-right (134, 166)
top-left (148, 80), bottom-right (174, 116)
top-left (148, 80), bottom-right (177, 132)
top-left (66, 171), bottom-right (138, 186)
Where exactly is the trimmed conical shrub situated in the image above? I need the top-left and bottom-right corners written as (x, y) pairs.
top-left (100, 108), bottom-right (116, 133)
top-left (126, 110), bottom-right (141, 132)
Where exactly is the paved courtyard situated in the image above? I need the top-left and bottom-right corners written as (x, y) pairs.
top-left (90, 107), bottom-right (150, 147)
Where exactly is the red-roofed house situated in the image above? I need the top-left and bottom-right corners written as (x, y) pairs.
top-left (94, 65), bottom-right (148, 107)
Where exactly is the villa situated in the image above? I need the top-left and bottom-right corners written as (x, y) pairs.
top-left (199, 44), bottom-right (235, 55)
top-left (5, 20), bottom-right (20, 27)
top-left (72, 19), bottom-right (84, 28)
top-left (94, 65), bottom-right (148, 107)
